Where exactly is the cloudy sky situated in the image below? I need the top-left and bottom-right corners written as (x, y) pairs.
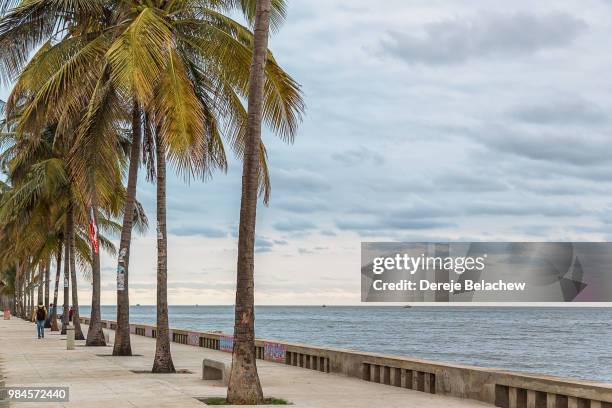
top-left (2, 0), bottom-right (612, 305)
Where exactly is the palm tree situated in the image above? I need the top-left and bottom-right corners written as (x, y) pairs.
top-left (227, 0), bottom-right (273, 403)
top-left (0, 111), bottom-right (128, 340)
top-left (151, 129), bottom-right (174, 372)
top-left (1, 1), bottom-right (302, 365)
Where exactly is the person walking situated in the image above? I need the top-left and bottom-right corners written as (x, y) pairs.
top-left (35, 303), bottom-right (47, 339)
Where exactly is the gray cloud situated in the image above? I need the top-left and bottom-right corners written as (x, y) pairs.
top-left (476, 126), bottom-right (611, 166)
top-left (432, 172), bottom-right (510, 193)
top-left (381, 12), bottom-right (587, 65)
top-left (273, 168), bottom-right (331, 192)
top-left (335, 199), bottom-right (587, 236)
top-left (169, 225), bottom-right (228, 238)
top-left (273, 219), bottom-right (317, 232)
top-left (509, 98), bottom-right (607, 125)
top-left (336, 218), bottom-right (454, 234)
top-left (332, 146), bottom-right (385, 166)
top-left (275, 197), bottom-right (329, 214)
top-left (256, 237), bottom-right (275, 253)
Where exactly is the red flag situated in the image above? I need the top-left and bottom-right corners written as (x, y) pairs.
top-left (89, 207), bottom-right (99, 254)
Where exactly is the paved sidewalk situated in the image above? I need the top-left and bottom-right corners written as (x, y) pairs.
top-left (0, 318), bottom-right (487, 407)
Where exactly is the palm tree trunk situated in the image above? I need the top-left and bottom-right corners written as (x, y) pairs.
top-left (113, 102), bottom-right (142, 356)
top-left (26, 267), bottom-right (31, 319)
top-left (86, 202), bottom-right (106, 346)
top-left (15, 261), bottom-right (21, 318)
top-left (21, 265), bottom-right (27, 319)
top-left (44, 257), bottom-right (50, 311)
top-left (49, 244), bottom-right (62, 330)
top-left (69, 216), bottom-right (85, 340)
top-left (227, 0), bottom-right (271, 404)
top-left (61, 208), bottom-right (72, 335)
top-left (37, 264), bottom-right (44, 306)
top-left (152, 134), bottom-right (175, 373)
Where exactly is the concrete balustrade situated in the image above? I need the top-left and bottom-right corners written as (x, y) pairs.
top-left (80, 318), bottom-right (612, 407)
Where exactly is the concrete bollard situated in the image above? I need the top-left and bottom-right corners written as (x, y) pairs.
top-left (66, 326), bottom-right (75, 350)
top-left (0, 379), bottom-right (7, 407)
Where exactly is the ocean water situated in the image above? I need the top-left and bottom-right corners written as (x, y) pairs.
top-left (78, 305), bottom-right (612, 383)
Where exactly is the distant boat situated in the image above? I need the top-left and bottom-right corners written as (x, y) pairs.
top-left (322, 305), bottom-right (327, 308)
top-left (403, 305), bottom-right (412, 309)
top-left (136, 304), bottom-right (141, 307)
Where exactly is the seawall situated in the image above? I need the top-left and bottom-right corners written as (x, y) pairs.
top-left (80, 317), bottom-right (612, 408)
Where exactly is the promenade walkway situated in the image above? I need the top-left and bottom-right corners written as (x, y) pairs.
top-left (0, 318), bottom-right (487, 407)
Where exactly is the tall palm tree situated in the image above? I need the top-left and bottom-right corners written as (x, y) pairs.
top-left (151, 129), bottom-right (174, 372)
top-left (227, 0), bottom-right (273, 403)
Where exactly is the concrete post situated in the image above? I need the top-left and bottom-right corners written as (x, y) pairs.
top-left (380, 366), bottom-right (388, 384)
top-left (546, 393), bottom-right (556, 408)
top-left (527, 390), bottom-right (536, 408)
top-left (0, 379), bottom-right (8, 407)
top-left (66, 325), bottom-right (75, 350)
top-left (390, 367), bottom-right (398, 386)
top-left (424, 373), bottom-right (432, 394)
top-left (509, 387), bottom-right (518, 408)
top-left (370, 364), bottom-right (379, 383)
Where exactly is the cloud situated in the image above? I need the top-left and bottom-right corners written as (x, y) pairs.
top-left (336, 218), bottom-right (453, 234)
top-left (273, 219), bottom-right (317, 232)
top-left (334, 199), bottom-right (588, 236)
top-left (169, 225), bottom-right (228, 238)
top-left (380, 12), bottom-right (587, 65)
top-left (475, 126), bottom-right (612, 166)
top-left (509, 98), bottom-right (607, 125)
top-left (332, 146), bottom-right (386, 166)
top-left (273, 168), bottom-right (331, 192)
top-left (255, 237), bottom-right (275, 253)
top-left (432, 172), bottom-right (509, 193)
top-left (275, 197), bottom-right (329, 214)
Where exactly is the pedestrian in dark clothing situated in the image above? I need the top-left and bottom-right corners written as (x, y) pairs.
top-left (35, 303), bottom-right (47, 339)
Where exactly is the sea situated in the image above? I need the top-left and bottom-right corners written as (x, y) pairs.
top-left (78, 305), bottom-right (612, 383)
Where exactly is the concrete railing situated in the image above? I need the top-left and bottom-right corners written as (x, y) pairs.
top-left (81, 317), bottom-right (612, 407)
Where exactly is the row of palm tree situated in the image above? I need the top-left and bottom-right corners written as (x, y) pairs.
top-left (0, 0), bottom-right (302, 403)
